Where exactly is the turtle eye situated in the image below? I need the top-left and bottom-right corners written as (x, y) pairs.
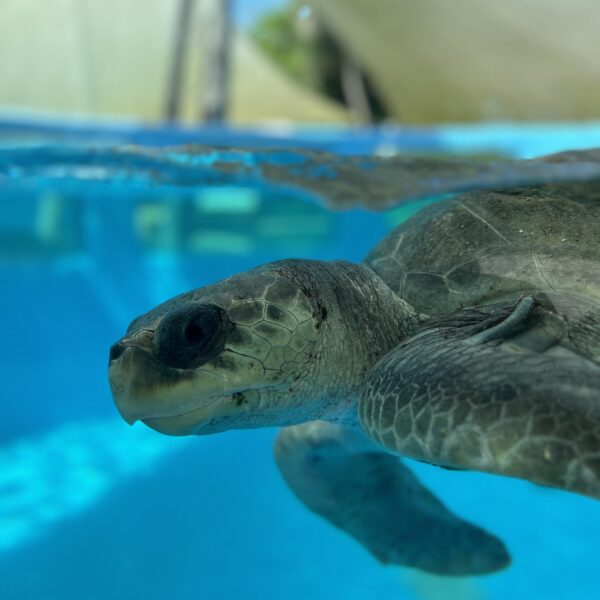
top-left (184, 322), bottom-right (205, 345)
top-left (155, 303), bottom-right (233, 369)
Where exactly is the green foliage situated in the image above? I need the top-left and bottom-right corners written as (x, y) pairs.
top-left (250, 3), bottom-right (320, 92)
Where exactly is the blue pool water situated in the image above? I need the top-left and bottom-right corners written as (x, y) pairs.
top-left (1, 119), bottom-right (600, 599)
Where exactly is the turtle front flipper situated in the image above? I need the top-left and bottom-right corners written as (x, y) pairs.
top-left (360, 296), bottom-right (600, 499)
top-left (274, 421), bottom-right (509, 575)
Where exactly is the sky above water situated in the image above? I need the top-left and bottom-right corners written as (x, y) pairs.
top-left (235, 0), bottom-right (286, 27)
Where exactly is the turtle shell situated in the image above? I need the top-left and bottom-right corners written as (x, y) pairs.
top-left (366, 179), bottom-right (600, 317)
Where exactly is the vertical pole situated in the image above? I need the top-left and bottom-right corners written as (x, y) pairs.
top-left (201, 0), bottom-right (232, 123)
top-left (165, 0), bottom-right (195, 121)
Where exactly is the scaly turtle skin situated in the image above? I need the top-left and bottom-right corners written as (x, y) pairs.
top-left (108, 151), bottom-right (600, 576)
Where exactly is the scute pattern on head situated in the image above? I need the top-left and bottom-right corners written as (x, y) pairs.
top-left (222, 271), bottom-right (320, 390)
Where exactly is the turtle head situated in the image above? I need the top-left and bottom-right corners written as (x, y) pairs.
top-left (108, 261), bottom-right (335, 436)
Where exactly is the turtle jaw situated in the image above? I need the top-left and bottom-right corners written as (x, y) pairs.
top-left (108, 340), bottom-right (295, 435)
top-left (141, 398), bottom-right (231, 436)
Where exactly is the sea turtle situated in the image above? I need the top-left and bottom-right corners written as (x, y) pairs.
top-left (108, 149), bottom-right (600, 576)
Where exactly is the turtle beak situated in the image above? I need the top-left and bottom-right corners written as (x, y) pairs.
top-left (108, 345), bottom-right (142, 425)
top-left (108, 330), bottom-right (156, 424)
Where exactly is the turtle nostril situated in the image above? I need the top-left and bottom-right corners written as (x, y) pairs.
top-left (109, 342), bottom-right (126, 363)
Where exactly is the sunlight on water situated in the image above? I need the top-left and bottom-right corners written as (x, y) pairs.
top-left (0, 419), bottom-right (189, 552)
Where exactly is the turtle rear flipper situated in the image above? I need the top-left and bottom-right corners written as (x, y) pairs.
top-left (360, 297), bottom-right (600, 499)
top-left (274, 421), bottom-right (509, 575)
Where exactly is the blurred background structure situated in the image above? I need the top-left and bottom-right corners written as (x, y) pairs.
top-left (0, 0), bottom-right (347, 125)
top-left (1, 0), bottom-right (600, 126)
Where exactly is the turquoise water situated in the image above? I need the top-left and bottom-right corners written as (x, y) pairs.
top-left (1, 120), bottom-right (600, 599)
